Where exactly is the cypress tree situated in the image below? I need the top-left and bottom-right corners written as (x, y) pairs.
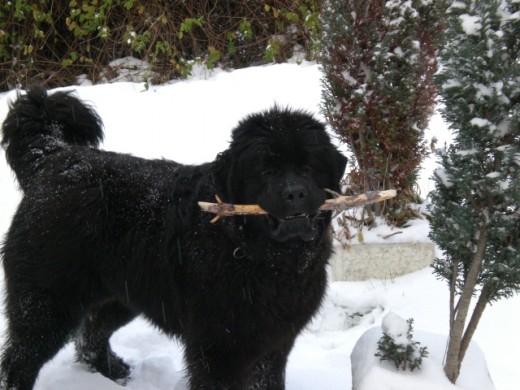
top-left (429, 0), bottom-right (520, 383)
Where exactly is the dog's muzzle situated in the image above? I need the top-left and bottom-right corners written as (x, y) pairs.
top-left (266, 213), bottom-right (319, 242)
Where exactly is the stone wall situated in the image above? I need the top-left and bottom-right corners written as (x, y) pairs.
top-left (329, 243), bottom-right (436, 281)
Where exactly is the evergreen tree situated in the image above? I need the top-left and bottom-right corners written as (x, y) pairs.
top-left (375, 316), bottom-right (429, 372)
top-left (321, 0), bottom-right (446, 218)
top-left (429, 0), bottom-right (520, 383)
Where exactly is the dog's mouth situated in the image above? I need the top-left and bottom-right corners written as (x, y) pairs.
top-left (266, 213), bottom-right (319, 242)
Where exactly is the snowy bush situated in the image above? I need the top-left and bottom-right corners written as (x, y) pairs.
top-left (320, 0), bottom-right (446, 221)
top-left (375, 313), bottom-right (429, 372)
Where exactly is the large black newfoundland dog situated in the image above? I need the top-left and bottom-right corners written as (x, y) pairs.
top-left (0, 87), bottom-right (346, 390)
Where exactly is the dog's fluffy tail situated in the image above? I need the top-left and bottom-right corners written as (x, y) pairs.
top-left (1, 85), bottom-right (104, 186)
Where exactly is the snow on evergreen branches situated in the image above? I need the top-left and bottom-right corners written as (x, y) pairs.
top-left (429, 0), bottom-right (520, 383)
top-left (375, 313), bottom-right (429, 372)
top-left (431, 0), bottom-right (520, 301)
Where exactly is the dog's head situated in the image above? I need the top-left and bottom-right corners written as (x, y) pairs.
top-left (218, 107), bottom-right (347, 242)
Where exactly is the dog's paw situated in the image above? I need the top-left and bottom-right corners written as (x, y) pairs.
top-left (105, 352), bottom-right (132, 384)
top-left (78, 348), bottom-right (131, 384)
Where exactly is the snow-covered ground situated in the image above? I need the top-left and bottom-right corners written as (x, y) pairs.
top-left (0, 62), bottom-right (519, 389)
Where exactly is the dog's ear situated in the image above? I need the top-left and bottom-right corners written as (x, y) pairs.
top-left (212, 149), bottom-right (235, 202)
top-left (331, 150), bottom-right (348, 188)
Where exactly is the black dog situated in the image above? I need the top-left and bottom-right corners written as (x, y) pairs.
top-left (0, 86), bottom-right (346, 389)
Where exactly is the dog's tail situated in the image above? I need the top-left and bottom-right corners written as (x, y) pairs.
top-left (1, 86), bottom-right (104, 186)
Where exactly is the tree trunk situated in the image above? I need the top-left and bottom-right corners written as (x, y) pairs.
top-left (443, 226), bottom-right (488, 383)
top-left (458, 284), bottom-right (491, 365)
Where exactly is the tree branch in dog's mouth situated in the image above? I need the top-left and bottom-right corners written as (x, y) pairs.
top-left (198, 189), bottom-right (397, 223)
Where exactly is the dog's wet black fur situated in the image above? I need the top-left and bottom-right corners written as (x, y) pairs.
top-left (0, 87), bottom-right (346, 389)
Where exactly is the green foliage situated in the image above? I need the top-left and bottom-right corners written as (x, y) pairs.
top-left (430, 0), bottom-right (520, 302)
top-left (375, 318), bottom-right (429, 372)
top-left (321, 0), bottom-right (447, 218)
top-left (178, 17), bottom-right (204, 40)
top-left (428, 2), bottom-right (520, 382)
top-left (0, 0), bottom-right (321, 90)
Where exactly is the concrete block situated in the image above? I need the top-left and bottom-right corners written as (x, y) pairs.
top-left (330, 242), bottom-right (436, 281)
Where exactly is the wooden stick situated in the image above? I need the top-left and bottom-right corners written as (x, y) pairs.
top-left (319, 189), bottom-right (396, 211)
top-left (198, 189), bottom-right (396, 220)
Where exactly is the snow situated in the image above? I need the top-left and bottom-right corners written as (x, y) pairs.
top-left (485, 172), bottom-right (501, 179)
top-left (459, 14), bottom-right (483, 36)
top-left (341, 70), bottom-right (357, 86)
top-left (100, 56), bottom-right (153, 83)
top-left (471, 117), bottom-right (492, 127)
top-left (474, 83), bottom-right (493, 99)
top-left (381, 312), bottom-right (411, 344)
top-left (336, 203), bottom-right (433, 245)
top-left (450, 2), bottom-right (467, 11)
top-left (442, 79), bottom-right (462, 90)
top-left (434, 167), bottom-right (453, 188)
top-left (351, 328), bottom-right (494, 390)
top-left (1, 62), bottom-right (520, 389)
top-left (393, 47), bottom-right (405, 57)
top-left (456, 148), bottom-right (479, 156)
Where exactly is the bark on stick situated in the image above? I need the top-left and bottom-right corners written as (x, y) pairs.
top-left (198, 189), bottom-right (397, 220)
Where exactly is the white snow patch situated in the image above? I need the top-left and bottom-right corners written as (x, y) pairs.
top-left (459, 14), bottom-right (482, 36)
top-left (341, 70), bottom-right (357, 86)
top-left (485, 172), bottom-right (500, 179)
top-left (495, 119), bottom-right (512, 137)
top-left (381, 312), bottom-right (410, 345)
top-left (450, 2), bottom-right (467, 10)
top-left (434, 168), bottom-right (453, 188)
top-left (393, 47), bottom-right (405, 57)
top-left (456, 148), bottom-right (479, 156)
top-left (351, 327), bottom-right (495, 390)
top-left (470, 118), bottom-right (493, 128)
top-left (442, 79), bottom-right (462, 89)
top-left (498, 180), bottom-right (510, 190)
top-left (100, 56), bottom-right (154, 83)
top-left (474, 83), bottom-right (493, 98)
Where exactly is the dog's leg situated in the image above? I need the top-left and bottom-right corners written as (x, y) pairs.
top-left (184, 343), bottom-right (250, 390)
top-left (1, 291), bottom-right (77, 390)
top-left (247, 339), bottom-right (294, 390)
top-left (75, 300), bottom-right (135, 383)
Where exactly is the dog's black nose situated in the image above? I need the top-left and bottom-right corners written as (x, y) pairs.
top-left (283, 182), bottom-right (308, 209)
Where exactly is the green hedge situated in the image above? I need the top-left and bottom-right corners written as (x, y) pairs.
top-left (0, 0), bottom-right (319, 90)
